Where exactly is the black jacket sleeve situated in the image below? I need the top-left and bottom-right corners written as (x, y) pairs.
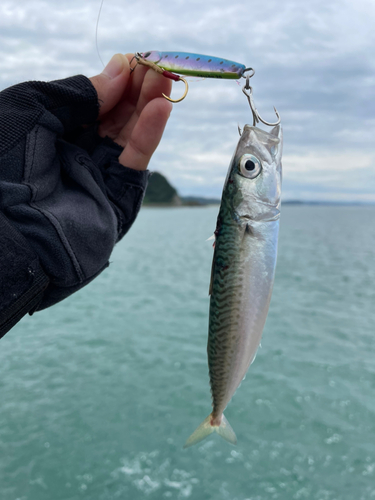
top-left (0, 75), bottom-right (150, 339)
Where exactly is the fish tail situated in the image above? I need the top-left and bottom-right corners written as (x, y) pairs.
top-left (183, 413), bottom-right (237, 448)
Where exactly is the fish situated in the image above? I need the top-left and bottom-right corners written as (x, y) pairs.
top-left (184, 124), bottom-right (283, 448)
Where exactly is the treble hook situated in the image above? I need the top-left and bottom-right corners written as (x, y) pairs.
top-left (130, 53), bottom-right (189, 103)
top-left (242, 71), bottom-right (281, 127)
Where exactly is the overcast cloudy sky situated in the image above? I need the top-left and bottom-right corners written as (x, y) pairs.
top-left (1, 0), bottom-right (374, 201)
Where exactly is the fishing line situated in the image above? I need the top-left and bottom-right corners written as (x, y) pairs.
top-left (96, 0), bottom-right (105, 67)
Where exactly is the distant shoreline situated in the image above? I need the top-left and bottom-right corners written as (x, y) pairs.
top-left (282, 200), bottom-right (375, 206)
top-left (143, 199), bottom-right (375, 208)
top-left (143, 172), bottom-right (375, 207)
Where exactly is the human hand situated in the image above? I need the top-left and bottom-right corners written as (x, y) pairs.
top-left (89, 53), bottom-right (173, 171)
top-left (0, 59), bottom-right (171, 331)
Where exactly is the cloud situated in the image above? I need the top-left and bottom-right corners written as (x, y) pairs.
top-left (282, 150), bottom-right (375, 201)
top-left (0, 0), bottom-right (374, 200)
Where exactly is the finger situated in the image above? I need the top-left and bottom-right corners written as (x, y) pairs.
top-left (122, 53), bottom-right (149, 105)
top-left (98, 66), bottom-right (172, 143)
top-left (89, 54), bottom-right (131, 117)
top-left (117, 54), bottom-right (171, 107)
top-left (118, 97), bottom-right (172, 171)
top-left (96, 60), bottom-right (148, 139)
top-left (111, 69), bottom-right (172, 147)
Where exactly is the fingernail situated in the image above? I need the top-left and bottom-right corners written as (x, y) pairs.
top-left (102, 54), bottom-right (124, 79)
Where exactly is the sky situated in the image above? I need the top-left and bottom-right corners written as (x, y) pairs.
top-left (0, 0), bottom-right (374, 201)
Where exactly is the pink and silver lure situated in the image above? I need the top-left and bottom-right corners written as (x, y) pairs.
top-left (140, 51), bottom-right (247, 79)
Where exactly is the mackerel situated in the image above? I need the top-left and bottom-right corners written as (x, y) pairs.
top-left (184, 124), bottom-right (283, 447)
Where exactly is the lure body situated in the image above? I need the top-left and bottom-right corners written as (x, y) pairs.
top-left (140, 51), bottom-right (247, 79)
top-left (184, 124), bottom-right (283, 448)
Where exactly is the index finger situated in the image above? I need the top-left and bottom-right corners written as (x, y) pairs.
top-left (89, 53), bottom-right (131, 118)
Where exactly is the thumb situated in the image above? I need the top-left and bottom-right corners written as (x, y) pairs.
top-left (89, 54), bottom-right (130, 117)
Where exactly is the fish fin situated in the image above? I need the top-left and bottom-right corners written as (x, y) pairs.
top-left (245, 223), bottom-right (254, 236)
top-left (250, 349), bottom-right (258, 365)
top-left (206, 234), bottom-right (215, 241)
top-left (209, 258), bottom-right (215, 296)
top-left (183, 413), bottom-right (237, 448)
top-left (216, 414), bottom-right (237, 445)
top-left (183, 414), bottom-right (214, 448)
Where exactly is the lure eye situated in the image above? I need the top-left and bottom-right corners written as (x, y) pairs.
top-left (239, 154), bottom-right (262, 179)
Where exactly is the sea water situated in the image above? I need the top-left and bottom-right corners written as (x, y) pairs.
top-left (1, 205), bottom-right (375, 500)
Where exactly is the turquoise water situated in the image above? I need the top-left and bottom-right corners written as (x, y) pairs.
top-left (1, 205), bottom-right (375, 500)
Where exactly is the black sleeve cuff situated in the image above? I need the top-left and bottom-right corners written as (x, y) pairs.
top-left (0, 212), bottom-right (49, 339)
top-left (100, 160), bottom-right (150, 240)
top-left (82, 132), bottom-right (150, 240)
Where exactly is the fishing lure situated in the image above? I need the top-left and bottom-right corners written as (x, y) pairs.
top-left (130, 51), bottom-right (253, 103)
top-left (132, 51), bottom-right (281, 127)
top-left (139, 51), bottom-right (249, 79)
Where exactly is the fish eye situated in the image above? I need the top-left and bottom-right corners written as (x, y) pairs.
top-left (238, 154), bottom-right (262, 179)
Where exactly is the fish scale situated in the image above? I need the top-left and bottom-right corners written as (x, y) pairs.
top-left (209, 221), bottom-right (247, 416)
top-left (184, 125), bottom-right (282, 448)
